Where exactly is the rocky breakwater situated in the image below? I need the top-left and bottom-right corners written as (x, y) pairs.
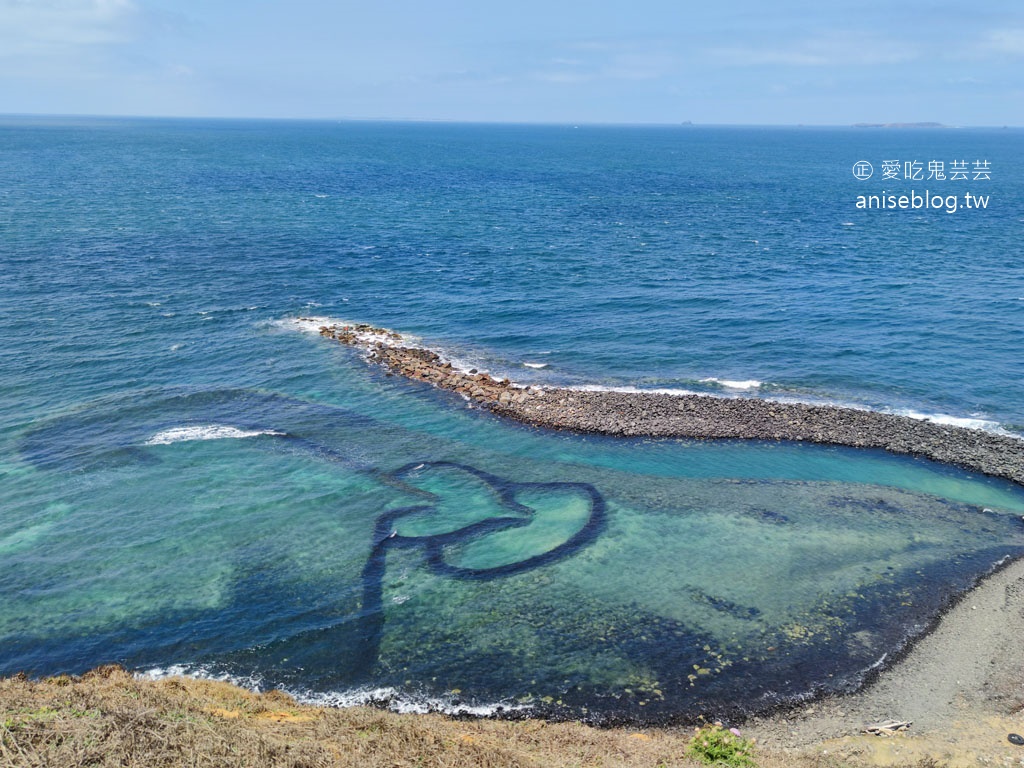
top-left (315, 322), bottom-right (1024, 487)
top-left (508, 390), bottom-right (1024, 485)
top-left (317, 322), bottom-right (546, 409)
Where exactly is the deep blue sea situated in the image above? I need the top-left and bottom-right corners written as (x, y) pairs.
top-left (2, 116), bottom-right (1023, 723)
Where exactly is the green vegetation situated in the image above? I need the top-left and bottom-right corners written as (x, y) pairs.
top-left (685, 722), bottom-right (757, 767)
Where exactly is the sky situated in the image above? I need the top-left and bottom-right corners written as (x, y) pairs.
top-left (1, 0), bottom-right (1022, 125)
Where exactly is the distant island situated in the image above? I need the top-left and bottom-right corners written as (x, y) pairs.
top-left (852, 122), bottom-right (946, 128)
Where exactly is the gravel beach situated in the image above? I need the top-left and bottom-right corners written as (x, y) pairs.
top-left (747, 556), bottom-right (1024, 766)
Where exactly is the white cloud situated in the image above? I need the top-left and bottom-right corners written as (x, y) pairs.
top-left (604, 51), bottom-right (674, 81)
top-left (0, 0), bottom-right (141, 55)
top-left (942, 27), bottom-right (1024, 62)
top-left (709, 47), bottom-right (828, 67)
top-left (709, 32), bottom-right (920, 68)
top-left (947, 76), bottom-right (983, 85)
top-left (529, 41), bottom-right (675, 85)
top-left (532, 69), bottom-right (592, 84)
top-left (982, 28), bottom-right (1024, 55)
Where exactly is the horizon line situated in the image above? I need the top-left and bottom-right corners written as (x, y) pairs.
top-left (1, 112), bottom-right (1020, 130)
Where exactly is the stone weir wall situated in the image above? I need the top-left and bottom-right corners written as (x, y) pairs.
top-left (318, 323), bottom-right (545, 407)
top-left (316, 322), bottom-right (1024, 487)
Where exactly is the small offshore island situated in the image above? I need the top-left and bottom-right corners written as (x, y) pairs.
top-left (852, 122), bottom-right (947, 128)
top-left (313, 321), bottom-right (1024, 486)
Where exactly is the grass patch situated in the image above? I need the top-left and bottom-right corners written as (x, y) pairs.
top-left (0, 665), bottom-right (957, 767)
top-left (685, 722), bottom-right (756, 766)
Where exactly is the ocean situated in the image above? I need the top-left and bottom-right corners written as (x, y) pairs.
top-left (2, 116), bottom-right (1023, 722)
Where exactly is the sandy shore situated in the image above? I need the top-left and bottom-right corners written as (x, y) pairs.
top-left (307, 321), bottom-right (1024, 764)
top-left (748, 556), bottom-right (1024, 766)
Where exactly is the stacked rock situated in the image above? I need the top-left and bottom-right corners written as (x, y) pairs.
top-left (315, 322), bottom-right (1024, 487)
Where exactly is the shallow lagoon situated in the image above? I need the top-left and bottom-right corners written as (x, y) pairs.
top-left (6, 351), bottom-right (1024, 722)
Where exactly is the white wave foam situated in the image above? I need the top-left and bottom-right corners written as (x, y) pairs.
top-left (441, 354), bottom-right (491, 377)
top-left (138, 666), bottom-right (529, 717)
top-left (892, 409), bottom-right (1015, 435)
top-left (290, 686), bottom-right (530, 717)
top-left (764, 394), bottom-right (872, 411)
top-left (138, 665), bottom-right (189, 681)
top-left (138, 665), bottom-right (269, 692)
top-left (278, 316), bottom-right (498, 381)
top-left (700, 377), bottom-right (763, 390)
top-left (273, 316), bottom-right (350, 335)
top-left (279, 317), bottom-right (423, 348)
top-left (569, 384), bottom-right (700, 396)
top-left (145, 425), bottom-right (286, 446)
top-left (523, 362), bottom-right (549, 369)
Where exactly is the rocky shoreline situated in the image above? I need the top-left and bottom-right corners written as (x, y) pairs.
top-left (314, 321), bottom-right (1024, 486)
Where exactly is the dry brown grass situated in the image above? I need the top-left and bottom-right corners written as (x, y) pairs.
top-left (0, 666), bottom-right (947, 767)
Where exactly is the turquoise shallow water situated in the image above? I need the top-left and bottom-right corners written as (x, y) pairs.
top-left (2, 117), bottom-right (1024, 722)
